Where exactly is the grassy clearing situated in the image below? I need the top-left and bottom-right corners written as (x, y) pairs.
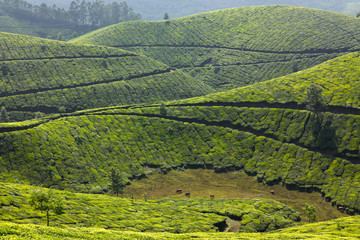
top-left (122, 169), bottom-right (348, 222)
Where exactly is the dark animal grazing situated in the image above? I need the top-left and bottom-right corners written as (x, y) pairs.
top-left (210, 195), bottom-right (215, 199)
top-left (175, 189), bottom-right (182, 194)
top-left (270, 190), bottom-right (275, 195)
top-left (185, 192), bottom-right (190, 197)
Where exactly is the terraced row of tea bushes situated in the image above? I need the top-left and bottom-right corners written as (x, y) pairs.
top-left (2, 215), bottom-right (360, 240)
top-left (0, 183), bottom-right (299, 233)
top-left (0, 56), bottom-right (169, 94)
top-left (121, 46), bottom-right (344, 91)
top-left (0, 71), bottom-right (213, 113)
top-left (0, 32), bottom-right (132, 61)
top-left (118, 105), bottom-right (359, 159)
top-left (121, 47), bottom-right (326, 69)
top-left (72, 6), bottom-right (360, 52)
top-left (180, 54), bottom-right (339, 91)
top-left (177, 52), bottom-right (360, 109)
top-left (0, 112), bottom-right (359, 211)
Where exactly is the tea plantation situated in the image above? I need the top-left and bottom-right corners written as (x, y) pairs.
top-left (0, 52), bottom-right (359, 214)
top-left (0, 32), bottom-right (214, 121)
top-left (71, 5), bottom-right (360, 91)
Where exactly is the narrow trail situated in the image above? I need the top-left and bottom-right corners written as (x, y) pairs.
top-left (114, 44), bottom-right (359, 55)
top-left (0, 54), bottom-right (136, 62)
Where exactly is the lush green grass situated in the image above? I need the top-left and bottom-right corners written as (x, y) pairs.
top-left (2, 215), bottom-right (360, 239)
top-left (71, 5), bottom-right (360, 91)
top-left (0, 32), bottom-right (214, 121)
top-left (0, 182), bottom-right (300, 233)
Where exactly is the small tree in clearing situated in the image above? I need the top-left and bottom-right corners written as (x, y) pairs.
top-left (29, 189), bottom-right (65, 226)
top-left (302, 204), bottom-right (318, 223)
top-left (164, 13), bottom-right (169, 21)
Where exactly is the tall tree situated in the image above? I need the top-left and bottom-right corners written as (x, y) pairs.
top-left (109, 167), bottom-right (126, 197)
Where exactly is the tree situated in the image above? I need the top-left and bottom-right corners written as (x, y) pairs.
top-left (305, 84), bottom-right (324, 111)
top-left (160, 103), bottom-right (167, 116)
top-left (57, 32), bottom-right (63, 41)
top-left (109, 167), bottom-right (126, 196)
top-left (0, 106), bottom-right (10, 122)
top-left (357, 12), bottom-right (360, 18)
top-left (164, 12), bottom-right (169, 21)
top-left (29, 189), bottom-right (65, 226)
top-left (302, 204), bottom-right (318, 223)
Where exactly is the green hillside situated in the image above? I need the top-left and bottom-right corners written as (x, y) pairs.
top-left (71, 5), bottom-right (360, 91)
top-left (0, 52), bottom-right (359, 213)
top-left (0, 32), bottom-right (214, 121)
top-left (0, 183), bottom-right (299, 233)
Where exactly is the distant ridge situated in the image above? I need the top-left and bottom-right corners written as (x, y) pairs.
top-left (71, 5), bottom-right (360, 91)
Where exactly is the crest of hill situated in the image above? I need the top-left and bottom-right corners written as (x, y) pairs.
top-left (71, 5), bottom-right (360, 91)
top-left (0, 32), bottom-right (214, 121)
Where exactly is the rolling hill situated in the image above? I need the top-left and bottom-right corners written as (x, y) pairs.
top-left (0, 32), bottom-right (214, 121)
top-left (71, 5), bottom-right (360, 91)
top-left (0, 51), bottom-right (359, 213)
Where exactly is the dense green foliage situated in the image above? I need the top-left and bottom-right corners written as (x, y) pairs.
top-left (0, 183), bottom-right (299, 233)
top-left (1, 215), bottom-right (360, 239)
top-left (0, 32), bottom-right (214, 121)
top-left (71, 6), bottom-right (360, 91)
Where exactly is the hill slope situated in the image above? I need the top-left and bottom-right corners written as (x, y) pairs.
top-left (0, 52), bottom-right (359, 212)
top-left (71, 5), bottom-right (360, 91)
top-left (0, 183), bottom-right (299, 233)
top-left (0, 32), bottom-right (214, 121)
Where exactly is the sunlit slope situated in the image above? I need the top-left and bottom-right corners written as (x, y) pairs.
top-left (71, 5), bottom-right (360, 91)
top-left (178, 51), bottom-right (360, 109)
top-left (0, 183), bottom-right (299, 233)
top-left (0, 32), bottom-right (214, 121)
top-left (1, 53), bottom-right (360, 211)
